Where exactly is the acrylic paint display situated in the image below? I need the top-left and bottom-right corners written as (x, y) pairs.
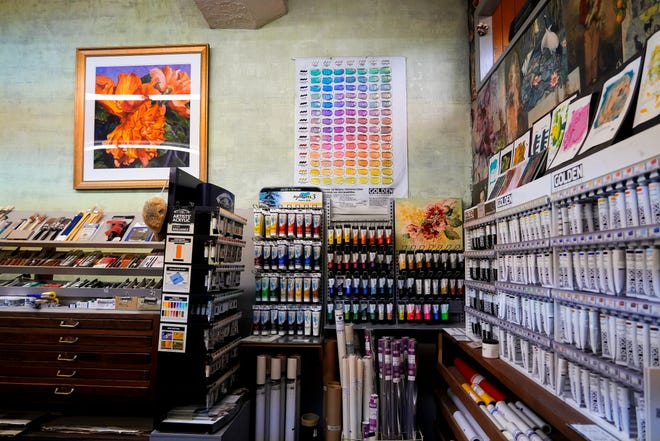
top-left (326, 221), bottom-right (396, 326)
top-left (252, 187), bottom-right (325, 342)
top-left (333, 309), bottom-right (420, 440)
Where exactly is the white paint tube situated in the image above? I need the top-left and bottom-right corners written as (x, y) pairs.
top-left (626, 319), bottom-right (638, 371)
top-left (649, 171), bottom-right (660, 224)
top-left (603, 249), bottom-right (615, 294)
top-left (567, 200), bottom-right (576, 235)
top-left (531, 344), bottom-right (540, 380)
top-left (556, 357), bottom-right (568, 398)
top-left (571, 251), bottom-right (581, 291)
top-left (589, 309), bottom-right (601, 355)
top-left (543, 252), bottom-right (553, 287)
top-left (597, 188), bottom-right (610, 231)
top-left (589, 372), bottom-right (601, 416)
top-left (568, 362), bottom-right (580, 405)
top-left (646, 247), bottom-right (660, 298)
top-left (626, 248), bottom-right (637, 296)
top-left (580, 367), bottom-right (590, 408)
top-left (636, 174), bottom-right (652, 225)
top-left (600, 377), bottom-right (613, 423)
top-left (610, 380), bottom-right (621, 430)
top-left (520, 338), bottom-right (530, 372)
top-left (545, 301), bottom-right (554, 338)
top-left (600, 313), bottom-right (613, 359)
top-left (560, 201), bottom-right (570, 236)
top-left (615, 316), bottom-right (628, 366)
top-left (650, 325), bottom-right (660, 368)
top-left (616, 384), bottom-right (632, 436)
top-left (624, 179), bottom-right (639, 227)
top-left (611, 182), bottom-right (627, 230)
top-left (613, 248), bottom-right (626, 295)
top-left (636, 322), bottom-right (650, 370)
top-left (594, 250), bottom-right (602, 292)
top-left (587, 251), bottom-right (597, 292)
top-left (634, 391), bottom-right (646, 441)
top-left (528, 253), bottom-right (537, 285)
top-left (577, 308), bottom-right (588, 351)
top-left (541, 208), bottom-right (552, 238)
top-left (577, 251), bottom-right (588, 291)
top-left (546, 349), bottom-right (555, 390)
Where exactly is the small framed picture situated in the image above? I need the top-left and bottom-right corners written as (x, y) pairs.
top-left (633, 29), bottom-right (660, 132)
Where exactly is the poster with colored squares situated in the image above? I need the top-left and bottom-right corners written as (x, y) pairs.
top-left (295, 57), bottom-right (408, 208)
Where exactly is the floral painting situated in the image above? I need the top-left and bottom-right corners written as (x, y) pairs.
top-left (74, 45), bottom-right (208, 189)
top-left (395, 198), bottom-right (463, 251)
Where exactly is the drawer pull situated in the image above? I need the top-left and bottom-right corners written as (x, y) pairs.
top-left (54, 387), bottom-right (75, 395)
top-left (59, 320), bottom-right (80, 328)
top-left (56, 369), bottom-right (77, 378)
top-left (58, 336), bottom-right (79, 344)
top-left (57, 353), bottom-right (77, 362)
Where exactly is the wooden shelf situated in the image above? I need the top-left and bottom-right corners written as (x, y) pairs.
top-left (0, 239), bottom-right (163, 250)
top-left (438, 331), bottom-right (591, 441)
top-left (437, 362), bottom-right (506, 441)
top-left (437, 392), bottom-right (471, 441)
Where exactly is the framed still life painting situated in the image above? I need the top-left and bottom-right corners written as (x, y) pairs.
top-left (73, 44), bottom-right (209, 189)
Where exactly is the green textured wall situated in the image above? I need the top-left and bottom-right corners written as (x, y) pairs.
top-left (0, 0), bottom-right (471, 211)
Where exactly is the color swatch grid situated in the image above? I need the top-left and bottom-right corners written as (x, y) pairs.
top-left (295, 57), bottom-right (407, 195)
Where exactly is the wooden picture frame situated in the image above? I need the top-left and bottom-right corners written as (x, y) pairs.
top-left (73, 44), bottom-right (209, 189)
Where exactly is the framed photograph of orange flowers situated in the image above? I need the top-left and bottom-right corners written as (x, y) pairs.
top-left (73, 44), bottom-right (208, 189)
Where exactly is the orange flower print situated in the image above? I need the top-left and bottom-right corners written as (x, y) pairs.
top-left (104, 101), bottom-right (166, 167)
top-left (150, 66), bottom-right (191, 118)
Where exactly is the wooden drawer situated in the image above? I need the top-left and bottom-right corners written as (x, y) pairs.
top-left (0, 311), bottom-right (155, 332)
top-left (0, 330), bottom-right (153, 350)
top-left (0, 380), bottom-right (152, 404)
top-left (0, 361), bottom-right (151, 381)
top-left (0, 349), bottom-right (153, 367)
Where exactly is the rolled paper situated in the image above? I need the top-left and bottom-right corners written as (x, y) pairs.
top-left (507, 402), bottom-right (536, 431)
top-left (452, 410), bottom-right (480, 441)
top-left (356, 356), bottom-right (364, 439)
top-left (323, 338), bottom-right (338, 385)
top-left (255, 355), bottom-right (268, 441)
top-left (341, 357), bottom-right (350, 440)
top-left (257, 354), bottom-right (268, 385)
top-left (325, 381), bottom-right (342, 441)
top-left (514, 400), bottom-right (551, 434)
top-left (285, 357), bottom-right (298, 441)
top-left (345, 323), bottom-right (355, 355)
top-left (269, 357), bottom-right (282, 441)
top-left (362, 356), bottom-right (374, 423)
top-left (454, 357), bottom-right (507, 402)
top-left (479, 403), bottom-right (504, 431)
top-left (349, 355), bottom-right (358, 440)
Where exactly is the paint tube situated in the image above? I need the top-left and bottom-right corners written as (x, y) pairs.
top-left (613, 182), bottom-right (627, 230)
top-left (626, 248), bottom-right (637, 296)
top-left (626, 319), bottom-right (638, 371)
top-left (577, 308), bottom-right (588, 351)
top-left (635, 247), bottom-right (645, 297)
top-left (624, 179), bottom-right (640, 227)
top-left (545, 301), bottom-right (554, 338)
top-left (636, 174), bottom-right (652, 225)
top-left (601, 377), bottom-right (613, 422)
top-left (543, 252), bottom-right (552, 287)
top-left (597, 187), bottom-right (610, 231)
top-left (601, 249), bottom-right (614, 294)
top-left (555, 357), bottom-right (568, 397)
top-left (587, 250), bottom-right (597, 292)
top-left (646, 247), bottom-right (660, 298)
top-left (610, 380), bottom-right (620, 430)
top-left (634, 392), bottom-right (646, 441)
top-left (636, 321), bottom-right (649, 370)
top-left (613, 248), bottom-right (626, 295)
top-left (615, 316), bottom-right (628, 366)
top-left (589, 309), bottom-right (600, 354)
top-left (616, 384), bottom-right (631, 436)
top-left (650, 325), bottom-right (660, 367)
top-left (580, 367), bottom-right (590, 408)
top-left (578, 251), bottom-right (588, 291)
top-left (649, 171), bottom-right (660, 224)
top-left (571, 251), bottom-right (580, 291)
top-left (589, 372), bottom-right (601, 415)
top-left (600, 313), bottom-right (613, 359)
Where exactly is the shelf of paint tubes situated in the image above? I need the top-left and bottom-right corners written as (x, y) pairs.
top-left (495, 205), bottom-right (553, 245)
top-left (464, 212), bottom-right (496, 230)
top-left (552, 288), bottom-right (660, 319)
top-left (463, 249), bottom-right (496, 259)
top-left (494, 239), bottom-right (551, 253)
top-left (550, 154), bottom-right (660, 202)
top-left (465, 307), bottom-right (553, 349)
top-left (495, 281), bottom-right (552, 298)
top-left (551, 224), bottom-right (660, 247)
top-left (464, 279), bottom-right (496, 293)
top-left (496, 252), bottom-right (554, 288)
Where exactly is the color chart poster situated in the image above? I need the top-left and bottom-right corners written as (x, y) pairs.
top-left (295, 57), bottom-right (408, 208)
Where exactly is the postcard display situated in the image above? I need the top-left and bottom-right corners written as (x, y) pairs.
top-left (157, 201), bottom-right (247, 421)
top-left (463, 124), bottom-right (660, 441)
top-left (252, 188), bottom-right (325, 341)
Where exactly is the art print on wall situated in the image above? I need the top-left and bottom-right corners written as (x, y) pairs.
top-left (294, 57), bottom-right (408, 208)
top-left (529, 112), bottom-right (551, 157)
top-left (499, 143), bottom-right (514, 174)
top-left (512, 130), bottom-right (530, 167)
top-left (74, 44), bottom-right (209, 189)
top-left (633, 29), bottom-right (660, 130)
top-left (546, 95), bottom-right (574, 169)
top-left (395, 198), bottom-right (463, 251)
top-left (487, 152), bottom-right (500, 200)
top-left (580, 56), bottom-right (642, 154)
top-left (550, 94), bottom-right (593, 168)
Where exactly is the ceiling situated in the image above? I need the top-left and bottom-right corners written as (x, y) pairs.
top-left (193, 0), bottom-right (288, 29)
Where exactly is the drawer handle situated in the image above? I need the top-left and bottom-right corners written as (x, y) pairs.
top-left (54, 387), bottom-right (75, 395)
top-left (56, 369), bottom-right (77, 378)
top-left (59, 320), bottom-right (80, 328)
top-left (57, 353), bottom-right (77, 362)
top-left (58, 336), bottom-right (79, 344)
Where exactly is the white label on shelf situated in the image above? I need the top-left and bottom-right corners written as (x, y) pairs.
top-left (553, 165), bottom-right (584, 191)
top-left (496, 193), bottom-right (513, 209)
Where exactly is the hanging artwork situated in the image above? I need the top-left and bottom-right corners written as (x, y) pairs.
top-left (499, 143), bottom-right (514, 174)
top-left (294, 57), bottom-right (407, 209)
top-left (550, 94), bottom-right (594, 168)
top-left (394, 198), bottom-right (463, 251)
top-left (633, 29), bottom-right (660, 131)
top-left (487, 152), bottom-right (501, 200)
top-left (546, 95), bottom-right (574, 169)
top-left (580, 56), bottom-right (642, 154)
top-left (512, 130), bottom-right (531, 167)
top-left (73, 44), bottom-right (209, 189)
